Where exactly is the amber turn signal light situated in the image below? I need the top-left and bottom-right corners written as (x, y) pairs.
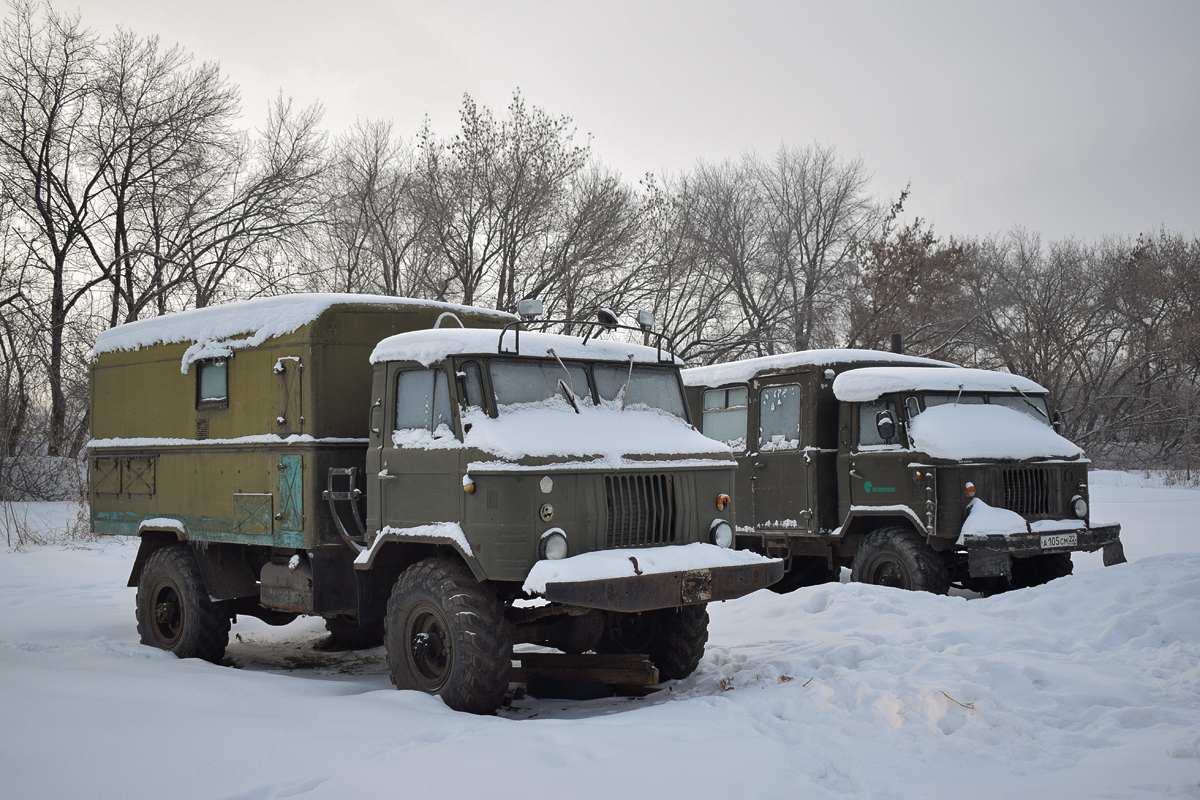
top-left (716, 493), bottom-right (731, 511)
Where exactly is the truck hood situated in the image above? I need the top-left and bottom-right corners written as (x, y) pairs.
top-left (907, 403), bottom-right (1084, 461)
top-left (393, 399), bottom-right (733, 468)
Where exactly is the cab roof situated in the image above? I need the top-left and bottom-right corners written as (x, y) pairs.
top-left (832, 366), bottom-right (1048, 402)
top-left (369, 327), bottom-right (681, 366)
top-left (681, 349), bottom-right (951, 387)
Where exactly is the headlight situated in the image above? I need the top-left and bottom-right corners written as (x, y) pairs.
top-left (710, 520), bottom-right (734, 549)
top-left (540, 529), bottom-right (569, 560)
top-left (1072, 496), bottom-right (1088, 519)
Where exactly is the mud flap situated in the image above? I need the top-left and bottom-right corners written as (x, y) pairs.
top-left (1103, 540), bottom-right (1127, 566)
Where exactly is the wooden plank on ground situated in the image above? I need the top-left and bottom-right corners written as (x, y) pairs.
top-left (511, 652), bottom-right (659, 687)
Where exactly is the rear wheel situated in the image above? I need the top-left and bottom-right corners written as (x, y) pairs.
top-left (851, 527), bottom-right (949, 594)
top-left (598, 605), bottom-right (709, 681)
top-left (385, 558), bottom-right (511, 714)
top-left (136, 544), bottom-right (230, 662)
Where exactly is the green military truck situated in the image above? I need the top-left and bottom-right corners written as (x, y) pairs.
top-left (682, 350), bottom-right (1125, 595)
top-left (90, 294), bottom-right (780, 713)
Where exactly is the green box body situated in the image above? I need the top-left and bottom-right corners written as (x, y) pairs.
top-left (89, 298), bottom-right (512, 552)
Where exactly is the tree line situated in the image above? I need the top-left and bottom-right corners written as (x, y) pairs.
top-left (2, 0), bottom-right (1198, 498)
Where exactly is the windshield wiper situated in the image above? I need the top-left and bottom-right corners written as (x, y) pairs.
top-left (558, 379), bottom-right (580, 414)
top-left (1010, 384), bottom-right (1049, 418)
top-left (618, 355), bottom-right (635, 411)
top-left (546, 348), bottom-right (581, 414)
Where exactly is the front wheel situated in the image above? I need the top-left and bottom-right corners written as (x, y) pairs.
top-left (136, 544), bottom-right (230, 662)
top-left (385, 558), bottom-right (511, 714)
top-left (598, 605), bottom-right (709, 681)
top-left (851, 527), bottom-right (949, 594)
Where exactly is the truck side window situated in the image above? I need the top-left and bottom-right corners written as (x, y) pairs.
top-left (758, 384), bottom-right (801, 451)
top-left (196, 359), bottom-right (228, 409)
top-left (701, 387), bottom-right (748, 450)
top-left (395, 368), bottom-right (453, 433)
top-left (460, 361), bottom-right (487, 413)
top-left (858, 399), bottom-right (901, 447)
top-left (905, 396), bottom-right (921, 419)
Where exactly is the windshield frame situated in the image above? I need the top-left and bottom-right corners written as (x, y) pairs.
top-left (476, 356), bottom-right (691, 422)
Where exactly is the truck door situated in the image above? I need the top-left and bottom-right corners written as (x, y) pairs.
top-left (698, 385), bottom-right (753, 531)
top-left (379, 364), bottom-right (464, 529)
top-left (750, 381), bottom-right (812, 532)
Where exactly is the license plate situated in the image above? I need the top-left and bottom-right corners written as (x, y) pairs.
top-left (681, 569), bottom-right (713, 603)
top-left (1040, 533), bottom-right (1078, 549)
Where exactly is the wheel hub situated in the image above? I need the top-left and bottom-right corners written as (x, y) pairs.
top-left (408, 611), bottom-right (449, 684)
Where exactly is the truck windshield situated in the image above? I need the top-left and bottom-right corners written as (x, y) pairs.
top-left (989, 394), bottom-right (1051, 424)
top-left (593, 364), bottom-right (687, 418)
top-left (923, 392), bottom-right (986, 409)
top-left (489, 360), bottom-right (590, 410)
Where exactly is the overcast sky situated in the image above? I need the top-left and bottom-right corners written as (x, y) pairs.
top-left (60, 0), bottom-right (1200, 242)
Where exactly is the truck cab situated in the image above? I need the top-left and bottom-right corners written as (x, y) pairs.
top-left (683, 351), bottom-right (1124, 595)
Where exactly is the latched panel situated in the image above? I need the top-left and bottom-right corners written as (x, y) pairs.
top-left (125, 457), bottom-right (156, 496)
top-left (92, 458), bottom-right (122, 495)
top-left (234, 492), bottom-right (273, 537)
top-left (276, 455), bottom-right (303, 528)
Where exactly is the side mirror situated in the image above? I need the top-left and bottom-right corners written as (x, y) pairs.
top-left (875, 409), bottom-right (897, 442)
top-left (636, 309), bottom-right (655, 330)
top-left (517, 298), bottom-right (543, 319)
top-left (1052, 410), bottom-right (1063, 433)
top-left (597, 308), bottom-right (619, 330)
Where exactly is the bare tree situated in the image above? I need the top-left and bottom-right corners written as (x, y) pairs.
top-left (753, 143), bottom-right (879, 350)
top-left (415, 91), bottom-right (589, 309)
top-left (0, 0), bottom-right (109, 455)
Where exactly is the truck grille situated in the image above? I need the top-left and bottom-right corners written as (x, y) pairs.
top-left (1002, 467), bottom-right (1054, 516)
top-left (604, 474), bottom-right (677, 548)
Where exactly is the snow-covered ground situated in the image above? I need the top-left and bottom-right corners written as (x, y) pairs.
top-left (1, 472), bottom-right (1197, 799)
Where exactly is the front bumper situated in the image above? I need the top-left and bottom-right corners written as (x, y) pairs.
top-left (540, 560), bottom-right (786, 612)
top-left (964, 522), bottom-right (1124, 577)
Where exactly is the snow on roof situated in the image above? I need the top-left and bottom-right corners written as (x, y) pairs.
top-left (908, 403), bottom-right (1082, 461)
top-left (833, 366), bottom-right (1047, 402)
top-left (370, 327), bottom-right (681, 366)
top-left (93, 294), bottom-right (515, 360)
top-left (681, 349), bottom-right (952, 387)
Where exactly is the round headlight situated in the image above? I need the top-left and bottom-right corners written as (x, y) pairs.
top-left (711, 520), bottom-right (734, 549)
top-left (1072, 496), bottom-right (1088, 519)
top-left (540, 529), bottom-right (569, 560)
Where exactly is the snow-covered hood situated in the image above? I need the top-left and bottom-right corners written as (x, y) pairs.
top-left (371, 328), bottom-right (680, 366)
top-left (400, 399), bottom-right (732, 470)
top-left (834, 366), bottom-right (1046, 402)
top-left (907, 403), bottom-right (1083, 461)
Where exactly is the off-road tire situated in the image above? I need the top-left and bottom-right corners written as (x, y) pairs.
top-left (598, 604), bottom-right (710, 681)
top-left (769, 557), bottom-right (840, 594)
top-left (851, 527), bottom-right (950, 594)
top-left (1010, 552), bottom-right (1073, 589)
top-left (136, 544), bottom-right (230, 662)
top-left (384, 557), bottom-right (511, 715)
